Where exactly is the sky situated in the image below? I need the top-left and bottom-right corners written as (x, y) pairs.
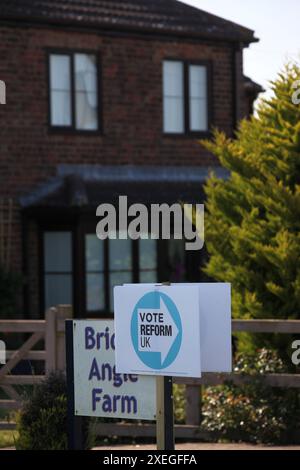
top-left (181, 0), bottom-right (300, 100)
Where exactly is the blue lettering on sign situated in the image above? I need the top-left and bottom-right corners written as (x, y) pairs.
top-left (131, 291), bottom-right (182, 370)
top-left (85, 326), bottom-right (115, 350)
top-left (83, 325), bottom-right (139, 416)
top-left (88, 358), bottom-right (138, 387)
top-left (92, 388), bottom-right (137, 414)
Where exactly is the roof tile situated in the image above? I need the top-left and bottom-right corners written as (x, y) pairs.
top-left (0, 0), bottom-right (257, 42)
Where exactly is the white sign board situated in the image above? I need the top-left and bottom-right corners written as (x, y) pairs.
top-left (123, 283), bottom-right (232, 373)
top-left (191, 283), bottom-right (231, 372)
top-left (114, 285), bottom-right (202, 378)
top-left (73, 320), bottom-right (156, 420)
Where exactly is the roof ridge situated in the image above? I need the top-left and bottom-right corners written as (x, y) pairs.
top-left (0, 0), bottom-right (258, 43)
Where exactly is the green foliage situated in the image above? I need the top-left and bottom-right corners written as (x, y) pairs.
top-left (16, 372), bottom-right (68, 450)
top-left (0, 266), bottom-right (22, 318)
top-left (202, 349), bottom-right (300, 444)
top-left (202, 63), bottom-right (300, 356)
top-left (0, 431), bottom-right (18, 449)
top-left (16, 373), bottom-right (93, 450)
top-left (173, 384), bottom-right (186, 424)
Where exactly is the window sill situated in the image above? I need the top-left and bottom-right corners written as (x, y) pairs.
top-left (85, 311), bottom-right (114, 319)
top-left (162, 130), bottom-right (212, 139)
top-left (48, 126), bottom-right (103, 136)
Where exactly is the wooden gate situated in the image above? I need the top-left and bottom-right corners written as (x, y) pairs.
top-left (0, 305), bottom-right (71, 425)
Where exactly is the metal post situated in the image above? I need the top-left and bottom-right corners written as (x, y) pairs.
top-left (156, 376), bottom-right (174, 450)
top-left (65, 320), bottom-right (84, 450)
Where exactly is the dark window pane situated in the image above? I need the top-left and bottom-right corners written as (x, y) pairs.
top-left (45, 274), bottom-right (72, 310)
top-left (168, 239), bottom-right (186, 282)
top-left (139, 239), bottom-right (157, 270)
top-left (44, 232), bottom-right (72, 273)
top-left (85, 234), bottom-right (104, 272)
top-left (86, 273), bottom-right (105, 312)
top-left (109, 238), bottom-right (132, 271)
top-left (109, 271), bottom-right (133, 311)
top-left (140, 271), bottom-right (157, 283)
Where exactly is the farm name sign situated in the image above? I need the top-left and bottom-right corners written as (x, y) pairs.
top-left (72, 320), bottom-right (156, 420)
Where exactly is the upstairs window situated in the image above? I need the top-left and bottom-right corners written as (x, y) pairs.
top-left (163, 60), bottom-right (210, 135)
top-left (49, 52), bottom-right (99, 132)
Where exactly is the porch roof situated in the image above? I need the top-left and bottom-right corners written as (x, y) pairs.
top-left (20, 165), bottom-right (229, 211)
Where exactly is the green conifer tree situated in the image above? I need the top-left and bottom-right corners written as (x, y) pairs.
top-left (202, 63), bottom-right (300, 357)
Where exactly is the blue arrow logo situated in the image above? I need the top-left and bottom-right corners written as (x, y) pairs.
top-left (131, 291), bottom-right (182, 370)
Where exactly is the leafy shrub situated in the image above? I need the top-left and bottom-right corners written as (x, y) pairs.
top-left (202, 63), bottom-right (300, 358)
top-left (202, 349), bottom-right (300, 444)
top-left (173, 384), bottom-right (186, 424)
top-left (16, 372), bottom-right (68, 450)
top-left (0, 430), bottom-right (18, 449)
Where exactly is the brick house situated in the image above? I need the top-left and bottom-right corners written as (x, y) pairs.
top-left (0, 0), bottom-right (261, 319)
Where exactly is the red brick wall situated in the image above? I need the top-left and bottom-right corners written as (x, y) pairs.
top-left (0, 24), bottom-right (244, 315)
top-left (0, 26), bottom-right (239, 193)
top-left (234, 46), bottom-right (248, 121)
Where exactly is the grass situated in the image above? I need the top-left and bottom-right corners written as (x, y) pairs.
top-left (0, 430), bottom-right (18, 449)
top-left (0, 403), bottom-right (18, 449)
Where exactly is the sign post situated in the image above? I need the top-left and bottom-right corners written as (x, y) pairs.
top-left (156, 376), bottom-right (174, 450)
top-left (156, 282), bottom-right (174, 450)
top-left (65, 320), bottom-right (84, 450)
